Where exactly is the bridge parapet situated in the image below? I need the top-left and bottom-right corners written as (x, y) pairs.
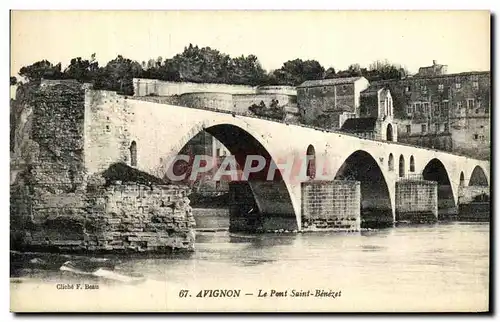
top-left (127, 96), bottom-right (489, 162)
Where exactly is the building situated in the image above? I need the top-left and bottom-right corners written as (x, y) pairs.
top-left (340, 86), bottom-right (397, 141)
top-left (369, 68), bottom-right (490, 159)
top-left (416, 60), bottom-right (448, 77)
top-left (296, 77), bottom-right (370, 129)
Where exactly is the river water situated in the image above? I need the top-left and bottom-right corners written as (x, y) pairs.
top-left (10, 210), bottom-right (490, 312)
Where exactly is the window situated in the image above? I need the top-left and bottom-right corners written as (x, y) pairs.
top-left (421, 124), bottom-right (427, 133)
top-left (456, 83), bottom-right (461, 89)
top-left (423, 102), bottom-right (429, 114)
top-left (457, 101), bottom-right (463, 109)
top-left (421, 85), bottom-right (427, 94)
top-left (433, 102), bottom-right (439, 113)
top-left (130, 141), bottom-right (137, 167)
top-left (473, 81), bottom-right (479, 89)
top-left (438, 84), bottom-right (444, 92)
top-left (407, 105), bottom-right (413, 114)
top-left (473, 134), bottom-right (478, 140)
top-left (468, 99), bottom-right (475, 109)
top-left (442, 101), bottom-right (449, 113)
top-left (405, 86), bottom-right (411, 92)
top-left (444, 123), bottom-right (449, 132)
top-left (409, 156), bottom-right (415, 172)
top-left (433, 102), bottom-right (440, 116)
top-left (406, 125), bottom-right (411, 134)
top-left (415, 102), bottom-right (421, 112)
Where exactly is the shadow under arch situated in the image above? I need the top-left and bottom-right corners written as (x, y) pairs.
top-left (334, 150), bottom-right (393, 228)
top-left (171, 123), bottom-right (298, 233)
top-left (469, 165), bottom-right (488, 186)
top-left (422, 158), bottom-right (457, 218)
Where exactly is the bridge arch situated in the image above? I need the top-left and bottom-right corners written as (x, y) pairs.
top-left (168, 122), bottom-right (299, 232)
top-left (306, 144), bottom-right (316, 179)
top-left (335, 150), bottom-right (393, 228)
top-left (469, 166), bottom-right (488, 186)
top-left (399, 155), bottom-right (405, 177)
top-left (422, 158), bottom-right (456, 217)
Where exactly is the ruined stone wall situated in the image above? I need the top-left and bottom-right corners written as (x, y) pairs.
top-left (29, 81), bottom-right (87, 193)
top-left (301, 181), bottom-right (360, 231)
top-left (10, 83), bottom-right (196, 253)
top-left (11, 182), bottom-right (195, 252)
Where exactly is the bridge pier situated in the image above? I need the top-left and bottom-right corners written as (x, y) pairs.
top-left (395, 180), bottom-right (438, 223)
top-left (300, 181), bottom-right (361, 231)
top-left (457, 185), bottom-right (490, 221)
top-left (228, 181), bottom-right (298, 232)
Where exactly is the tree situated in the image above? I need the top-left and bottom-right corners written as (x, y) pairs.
top-left (94, 55), bottom-right (143, 95)
top-left (10, 76), bottom-right (17, 85)
top-left (18, 60), bottom-right (64, 82)
top-left (365, 59), bottom-right (406, 81)
top-left (323, 67), bottom-right (336, 79)
top-left (63, 54), bottom-right (99, 83)
top-left (226, 54), bottom-right (268, 85)
top-left (270, 59), bottom-right (325, 86)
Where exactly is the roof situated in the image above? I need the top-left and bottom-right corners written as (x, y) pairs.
top-left (297, 76), bottom-right (364, 88)
top-left (417, 64), bottom-right (447, 76)
top-left (361, 85), bottom-right (386, 96)
top-left (340, 117), bottom-right (378, 132)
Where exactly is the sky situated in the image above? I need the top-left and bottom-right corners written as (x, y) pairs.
top-left (10, 10), bottom-right (490, 77)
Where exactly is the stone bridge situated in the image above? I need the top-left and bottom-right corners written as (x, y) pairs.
top-left (84, 90), bottom-right (490, 231)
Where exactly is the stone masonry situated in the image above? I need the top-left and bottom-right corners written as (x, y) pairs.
top-left (395, 180), bottom-right (438, 222)
top-left (301, 181), bottom-right (361, 231)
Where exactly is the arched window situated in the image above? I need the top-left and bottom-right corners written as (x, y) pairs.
top-left (409, 155), bottom-right (415, 172)
top-left (306, 144), bottom-right (316, 179)
top-left (386, 124), bottom-right (393, 141)
top-left (459, 172), bottom-right (465, 186)
top-left (388, 153), bottom-right (394, 171)
top-left (130, 141), bottom-right (137, 167)
top-left (399, 155), bottom-right (405, 178)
